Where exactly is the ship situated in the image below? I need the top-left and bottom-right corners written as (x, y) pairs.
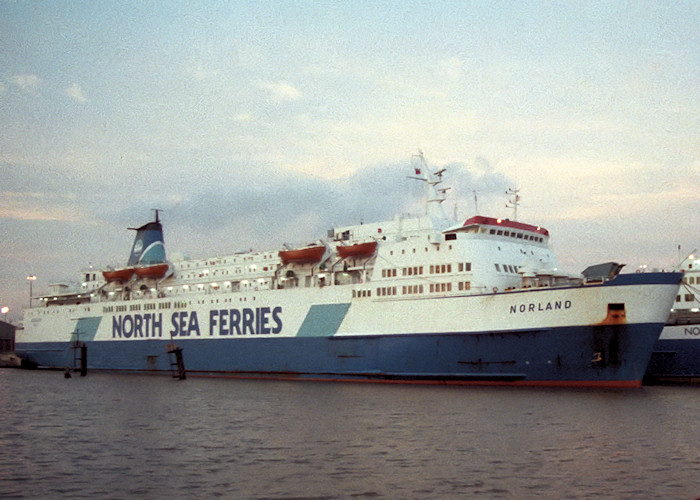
top-left (15, 153), bottom-right (682, 387)
top-left (644, 252), bottom-right (700, 384)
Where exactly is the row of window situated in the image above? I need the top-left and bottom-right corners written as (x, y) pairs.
top-left (403, 266), bottom-right (424, 276)
top-left (488, 228), bottom-right (544, 243)
top-left (389, 244), bottom-right (454, 256)
top-left (430, 264), bottom-right (451, 274)
top-left (683, 276), bottom-right (697, 285)
top-left (180, 265), bottom-right (274, 281)
top-left (418, 281), bottom-right (471, 293)
top-left (678, 294), bottom-right (696, 302)
top-left (29, 306), bottom-right (92, 316)
top-left (104, 303), bottom-right (169, 313)
top-left (178, 253), bottom-right (276, 270)
top-left (385, 261), bottom-right (489, 276)
top-left (429, 282), bottom-right (452, 293)
top-left (495, 264), bottom-right (519, 274)
top-left (381, 262), bottom-right (473, 278)
top-left (353, 281), bottom-right (473, 299)
top-left (101, 296), bottom-right (261, 313)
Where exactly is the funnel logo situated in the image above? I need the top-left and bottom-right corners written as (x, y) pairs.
top-left (133, 239), bottom-right (143, 254)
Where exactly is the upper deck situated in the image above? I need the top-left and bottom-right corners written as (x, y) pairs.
top-left (27, 154), bottom-right (579, 311)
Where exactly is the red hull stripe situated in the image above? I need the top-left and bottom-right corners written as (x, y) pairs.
top-left (94, 369), bottom-right (642, 389)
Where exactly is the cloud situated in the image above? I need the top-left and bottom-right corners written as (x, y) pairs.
top-left (186, 66), bottom-right (219, 82)
top-left (151, 157), bottom-right (513, 259)
top-left (0, 163), bottom-right (89, 222)
top-left (0, 153), bottom-right (511, 263)
top-left (65, 83), bottom-right (87, 102)
top-left (12, 74), bottom-right (42, 94)
top-left (256, 80), bottom-right (303, 102)
top-left (0, 192), bottom-right (82, 222)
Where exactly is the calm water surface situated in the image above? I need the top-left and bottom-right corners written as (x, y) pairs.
top-left (0, 370), bottom-right (699, 499)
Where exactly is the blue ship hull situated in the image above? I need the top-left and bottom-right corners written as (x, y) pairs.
top-left (644, 308), bottom-right (700, 383)
top-left (645, 338), bottom-right (700, 384)
top-left (17, 322), bottom-right (664, 387)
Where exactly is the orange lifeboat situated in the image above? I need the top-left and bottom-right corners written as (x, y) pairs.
top-left (278, 245), bottom-right (325, 265)
top-left (134, 263), bottom-right (169, 278)
top-left (102, 268), bottom-right (134, 282)
top-left (337, 241), bottom-right (378, 259)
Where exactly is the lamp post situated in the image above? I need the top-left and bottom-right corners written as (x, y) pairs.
top-left (27, 275), bottom-right (37, 308)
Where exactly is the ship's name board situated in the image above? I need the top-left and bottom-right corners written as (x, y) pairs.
top-left (112, 307), bottom-right (283, 338)
top-left (509, 300), bottom-right (572, 314)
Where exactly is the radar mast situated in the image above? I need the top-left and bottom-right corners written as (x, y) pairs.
top-left (506, 188), bottom-right (520, 221)
top-left (408, 151), bottom-right (449, 221)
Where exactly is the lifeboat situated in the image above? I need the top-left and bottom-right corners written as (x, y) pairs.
top-left (337, 241), bottom-right (377, 259)
top-left (102, 268), bottom-right (134, 282)
top-left (279, 245), bottom-right (325, 265)
top-left (133, 263), bottom-right (169, 278)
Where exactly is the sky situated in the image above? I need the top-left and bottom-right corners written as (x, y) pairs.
top-left (1, 1), bottom-right (698, 322)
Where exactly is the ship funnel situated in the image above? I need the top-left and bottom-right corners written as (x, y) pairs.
top-left (127, 211), bottom-right (166, 266)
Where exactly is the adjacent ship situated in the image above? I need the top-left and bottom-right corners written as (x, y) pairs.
top-left (645, 252), bottom-right (700, 384)
top-left (16, 154), bottom-right (682, 387)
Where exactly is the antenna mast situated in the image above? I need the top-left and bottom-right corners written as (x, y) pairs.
top-left (505, 188), bottom-right (520, 221)
top-left (407, 151), bottom-right (449, 220)
top-left (152, 208), bottom-right (163, 223)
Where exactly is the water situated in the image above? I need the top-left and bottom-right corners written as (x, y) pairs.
top-left (0, 370), bottom-right (698, 499)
